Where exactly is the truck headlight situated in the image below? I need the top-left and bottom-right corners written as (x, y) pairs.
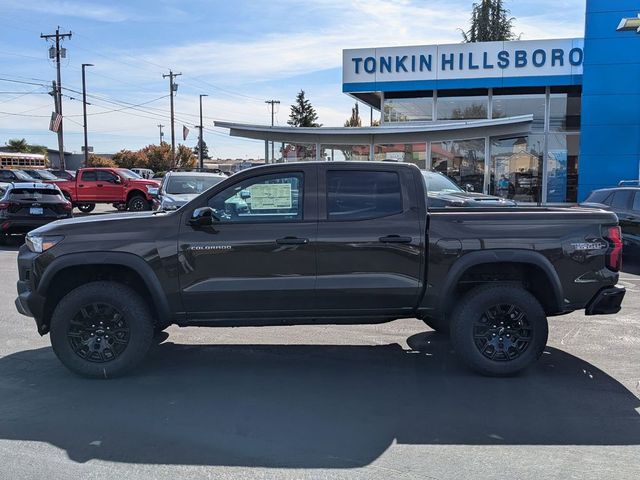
top-left (25, 235), bottom-right (64, 253)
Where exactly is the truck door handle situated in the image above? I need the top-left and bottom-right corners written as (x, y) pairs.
top-left (78, 184), bottom-right (84, 188)
top-left (276, 237), bottom-right (309, 245)
top-left (379, 235), bottom-right (412, 244)
top-left (97, 184), bottom-right (103, 187)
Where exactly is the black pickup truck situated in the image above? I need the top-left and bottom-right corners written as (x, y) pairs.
top-left (15, 162), bottom-right (625, 378)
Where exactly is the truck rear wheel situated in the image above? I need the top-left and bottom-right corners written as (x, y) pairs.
top-left (127, 194), bottom-right (150, 211)
top-left (49, 281), bottom-right (154, 378)
top-left (77, 203), bottom-right (95, 213)
top-left (450, 284), bottom-right (548, 376)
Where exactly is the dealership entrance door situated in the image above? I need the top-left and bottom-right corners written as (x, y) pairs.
top-left (489, 136), bottom-right (543, 203)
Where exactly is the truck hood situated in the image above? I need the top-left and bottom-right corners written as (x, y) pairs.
top-left (28, 210), bottom-right (168, 235)
top-left (428, 191), bottom-right (517, 207)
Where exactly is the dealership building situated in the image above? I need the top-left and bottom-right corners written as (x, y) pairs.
top-left (217, 0), bottom-right (640, 203)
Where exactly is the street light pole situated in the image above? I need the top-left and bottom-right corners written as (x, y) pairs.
top-left (81, 63), bottom-right (94, 165)
top-left (198, 94), bottom-right (208, 170)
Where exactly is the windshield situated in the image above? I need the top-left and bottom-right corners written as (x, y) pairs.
top-left (119, 169), bottom-right (142, 179)
top-left (14, 170), bottom-right (36, 181)
top-left (165, 175), bottom-right (225, 194)
top-left (421, 171), bottom-right (464, 193)
top-left (26, 170), bottom-right (58, 180)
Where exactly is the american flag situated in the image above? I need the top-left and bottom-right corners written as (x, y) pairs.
top-left (182, 125), bottom-right (189, 141)
top-left (49, 112), bottom-right (62, 132)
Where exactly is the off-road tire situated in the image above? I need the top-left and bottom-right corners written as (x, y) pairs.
top-left (127, 194), bottom-right (150, 211)
top-left (50, 281), bottom-right (154, 378)
top-left (450, 284), bottom-right (548, 376)
top-left (77, 203), bottom-right (95, 213)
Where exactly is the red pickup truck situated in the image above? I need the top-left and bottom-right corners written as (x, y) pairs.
top-left (51, 168), bottom-right (160, 213)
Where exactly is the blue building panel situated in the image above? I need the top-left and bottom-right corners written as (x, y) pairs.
top-left (578, 0), bottom-right (640, 200)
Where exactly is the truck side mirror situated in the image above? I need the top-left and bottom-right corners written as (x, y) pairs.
top-left (114, 176), bottom-right (122, 184)
top-left (189, 207), bottom-right (219, 227)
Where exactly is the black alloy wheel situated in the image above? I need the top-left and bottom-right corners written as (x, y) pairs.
top-left (77, 203), bottom-right (95, 213)
top-left (67, 303), bottom-right (130, 363)
top-left (128, 195), bottom-right (149, 211)
top-left (472, 304), bottom-right (532, 361)
top-left (449, 284), bottom-right (548, 376)
top-left (50, 281), bottom-right (154, 378)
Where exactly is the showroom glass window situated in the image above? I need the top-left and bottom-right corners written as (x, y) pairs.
top-left (320, 145), bottom-right (371, 161)
top-left (384, 93), bottom-right (433, 123)
top-left (208, 173), bottom-right (303, 223)
top-left (283, 144), bottom-right (317, 162)
top-left (431, 138), bottom-right (486, 192)
top-left (436, 89), bottom-right (488, 120)
top-left (492, 87), bottom-right (546, 131)
top-left (490, 135), bottom-right (544, 203)
top-left (549, 86), bottom-right (581, 132)
top-left (373, 144), bottom-right (426, 169)
top-left (546, 134), bottom-right (580, 203)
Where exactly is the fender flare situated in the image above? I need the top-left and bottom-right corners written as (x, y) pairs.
top-left (439, 249), bottom-right (564, 314)
top-left (37, 251), bottom-right (171, 325)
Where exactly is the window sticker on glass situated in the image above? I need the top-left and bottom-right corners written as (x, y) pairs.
top-left (249, 183), bottom-right (292, 210)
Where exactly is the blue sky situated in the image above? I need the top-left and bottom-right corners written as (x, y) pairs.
top-left (0, 0), bottom-right (586, 159)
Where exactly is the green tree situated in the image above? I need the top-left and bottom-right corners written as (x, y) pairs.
top-left (193, 139), bottom-right (210, 160)
top-left (112, 149), bottom-right (146, 169)
top-left (344, 102), bottom-right (362, 127)
top-left (287, 90), bottom-right (321, 127)
top-left (6, 138), bottom-right (29, 152)
top-left (461, 0), bottom-right (515, 43)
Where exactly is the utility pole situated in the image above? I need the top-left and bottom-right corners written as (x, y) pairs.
top-left (81, 63), bottom-right (93, 165)
top-left (265, 100), bottom-right (280, 163)
top-left (162, 70), bottom-right (182, 166)
top-left (157, 124), bottom-right (165, 145)
top-left (198, 94), bottom-right (208, 170)
top-left (41, 27), bottom-right (72, 169)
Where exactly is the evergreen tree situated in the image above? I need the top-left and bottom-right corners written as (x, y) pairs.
top-left (344, 102), bottom-right (362, 127)
top-left (193, 139), bottom-right (210, 160)
top-left (461, 0), bottom-right (515, 43)
top-left (287, 90), bottom-right (321, 127)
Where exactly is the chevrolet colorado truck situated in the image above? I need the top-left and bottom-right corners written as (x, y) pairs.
top-left (50, 167), bottom-right (159, 213)
top-left (15, 162), bottom-right (625, 378)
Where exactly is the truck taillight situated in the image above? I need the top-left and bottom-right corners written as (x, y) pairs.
top-left (0, 202), bottom-right (9, 210)
top-left (62, 201), bottom-right (73, 211)
top-left (604, 226), bottom-right (623, 272)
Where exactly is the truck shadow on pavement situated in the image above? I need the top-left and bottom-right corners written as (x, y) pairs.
top-left (0, 331), bottom-right (639, 468)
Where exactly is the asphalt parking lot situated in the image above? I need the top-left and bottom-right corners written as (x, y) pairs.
top-left (0, 220), bottom-right (639, 479)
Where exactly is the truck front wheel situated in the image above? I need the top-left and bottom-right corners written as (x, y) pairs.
top-left (127, 194), bottom-right (150, 211)
top-left (450, 284), bottom-right (548, 376)
top-left (49, 281), bottom-right (154, 378)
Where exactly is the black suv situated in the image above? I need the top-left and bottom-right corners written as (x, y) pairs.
top-left (0, 169), bottom-right (37, 183)
top-left (0, 182), bottom-right (72, 241)
top-left (582, 183), bottom-right (640, 258)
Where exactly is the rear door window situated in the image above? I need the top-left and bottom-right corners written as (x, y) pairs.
top-left (610, 190), bottom-right (633, 210)
top-left (81, 171), bottom-right (97, 182)
top-left (326, 170), bottom-right (402, 221)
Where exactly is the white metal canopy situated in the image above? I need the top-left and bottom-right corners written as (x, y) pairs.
top-left (214, 115), bottom-right (533, 145)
